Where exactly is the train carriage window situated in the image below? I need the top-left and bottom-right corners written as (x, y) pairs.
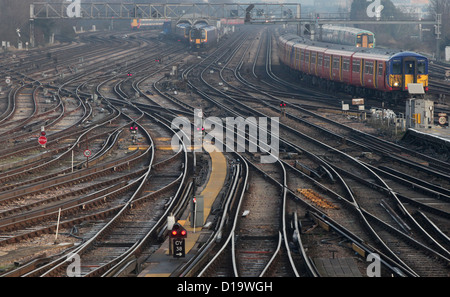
top-left (324, 56), bottom-right (330, 67)
top-left (332, 56), bottom-right (339, 69)
top-left (352, 60), bottom-right (360, 72)
top-left (311, 52), bottom-right (316, 64)
top-left (378, 63), bottom-right (383, 76)
top-left (392, 61), bottom-right (401, 74)
top-left (418, 60), bottom-right (426, 74)
top-left (364, 61), bottom-right (373, 74)
top-left (318, 54), bottom-right (323, 66)
top-left (342, 58), bottom-right (350, 71)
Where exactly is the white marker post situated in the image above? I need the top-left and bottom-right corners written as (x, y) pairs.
top-left (55, 208), bottom-right (61, 242)
top-left (193, 197), bottom-right (197, 233)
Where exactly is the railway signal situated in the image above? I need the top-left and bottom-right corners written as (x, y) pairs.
top-left (280, 101), bottom-right (286, 117)
top-left (38, 126), bottom-right (47, 147)
top-left (130, 123), bottom-right (138, 133)
top-left (170, 222), bottom-right (187, 258)
top-left (170, 223), bottom-right (187, 238)
top-left (127, 72), bottom-right (132, 77)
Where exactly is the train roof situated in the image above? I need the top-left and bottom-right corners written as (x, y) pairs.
top-left (352, 52), bottom-right (390, 61)
top-left (279, 34), bottom-right (426, 61)
top-left (390, 51), bottom-right (428, 59)
top-left (176, 23), bottom-right (191, 28)
top-left (192, 23), bottom-right (209, 29)
top-left (203, 26), bottom-right (217, 32)
top-left (192, 25), bottom-right (217, 31)
top-left (322, 25), bottom-right (374, 35)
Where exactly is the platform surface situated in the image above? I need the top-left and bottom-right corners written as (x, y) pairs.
top-left (409, 126), bottom-right (450, 145)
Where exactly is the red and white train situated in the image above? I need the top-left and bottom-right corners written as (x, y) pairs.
top-left (278, 34), bottom-right (429, 103)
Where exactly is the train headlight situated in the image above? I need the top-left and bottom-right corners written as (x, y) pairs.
top-left (393, 82), bottom-right (399, 87)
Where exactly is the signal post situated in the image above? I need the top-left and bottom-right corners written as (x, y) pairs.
top-left (38, 126), bottom-right (47, 148)
top-left (169, 222), bottom-right (187, 258)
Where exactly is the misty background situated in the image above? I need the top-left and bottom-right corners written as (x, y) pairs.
top-left (0, 0), bottom-right (448, 59)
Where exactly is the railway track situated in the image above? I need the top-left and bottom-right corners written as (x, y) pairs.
top-left (0, 30), bottom-right (191, 277)
top-left (171, 26), bottom-right (449, 277)
top-left (0, 25), bottom-right (448, 278)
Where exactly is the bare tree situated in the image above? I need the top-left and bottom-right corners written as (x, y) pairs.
top-left (0, 0), bottom-right (33, 47)
top-left (429, 0), bottom-right (450, 59)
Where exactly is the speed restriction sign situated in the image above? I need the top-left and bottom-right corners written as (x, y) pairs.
top-left (438, 113), bottom-right (447, 125)
top-left (83, 149), bottom-right (92, 157)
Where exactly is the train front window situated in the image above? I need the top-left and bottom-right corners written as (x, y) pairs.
top-left (392, 61), bottom-right (401, 74)
top-left (405, 61), bottom-right (414, 74)
top-left (192, 30), bottom-right (202, 39)
top-left (368, 35), bottom-right (374, 43)
top-left (418, 61), bottom-right (426, 74)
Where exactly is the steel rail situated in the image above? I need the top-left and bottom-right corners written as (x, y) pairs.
top-left (185, 28), bottom-right (421, 277)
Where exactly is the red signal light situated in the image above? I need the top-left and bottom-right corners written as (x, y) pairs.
top-left (41, 131), bottom-right (46, 136)
top-left (170, 223), bottom-right (187, 238)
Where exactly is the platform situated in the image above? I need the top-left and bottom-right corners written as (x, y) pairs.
top-left (138, 144), bottom-right (227, 277)
top-left (404, 126), bottom-right (450, 149)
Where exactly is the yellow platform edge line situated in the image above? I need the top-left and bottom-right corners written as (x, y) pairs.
top-left (144, 273), bottom-right (171, 277)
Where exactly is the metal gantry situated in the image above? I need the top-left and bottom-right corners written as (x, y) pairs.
top-left (30, 2), bottom-right (301, 20)
top-left (28, 2), bottom-right (443, 60)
